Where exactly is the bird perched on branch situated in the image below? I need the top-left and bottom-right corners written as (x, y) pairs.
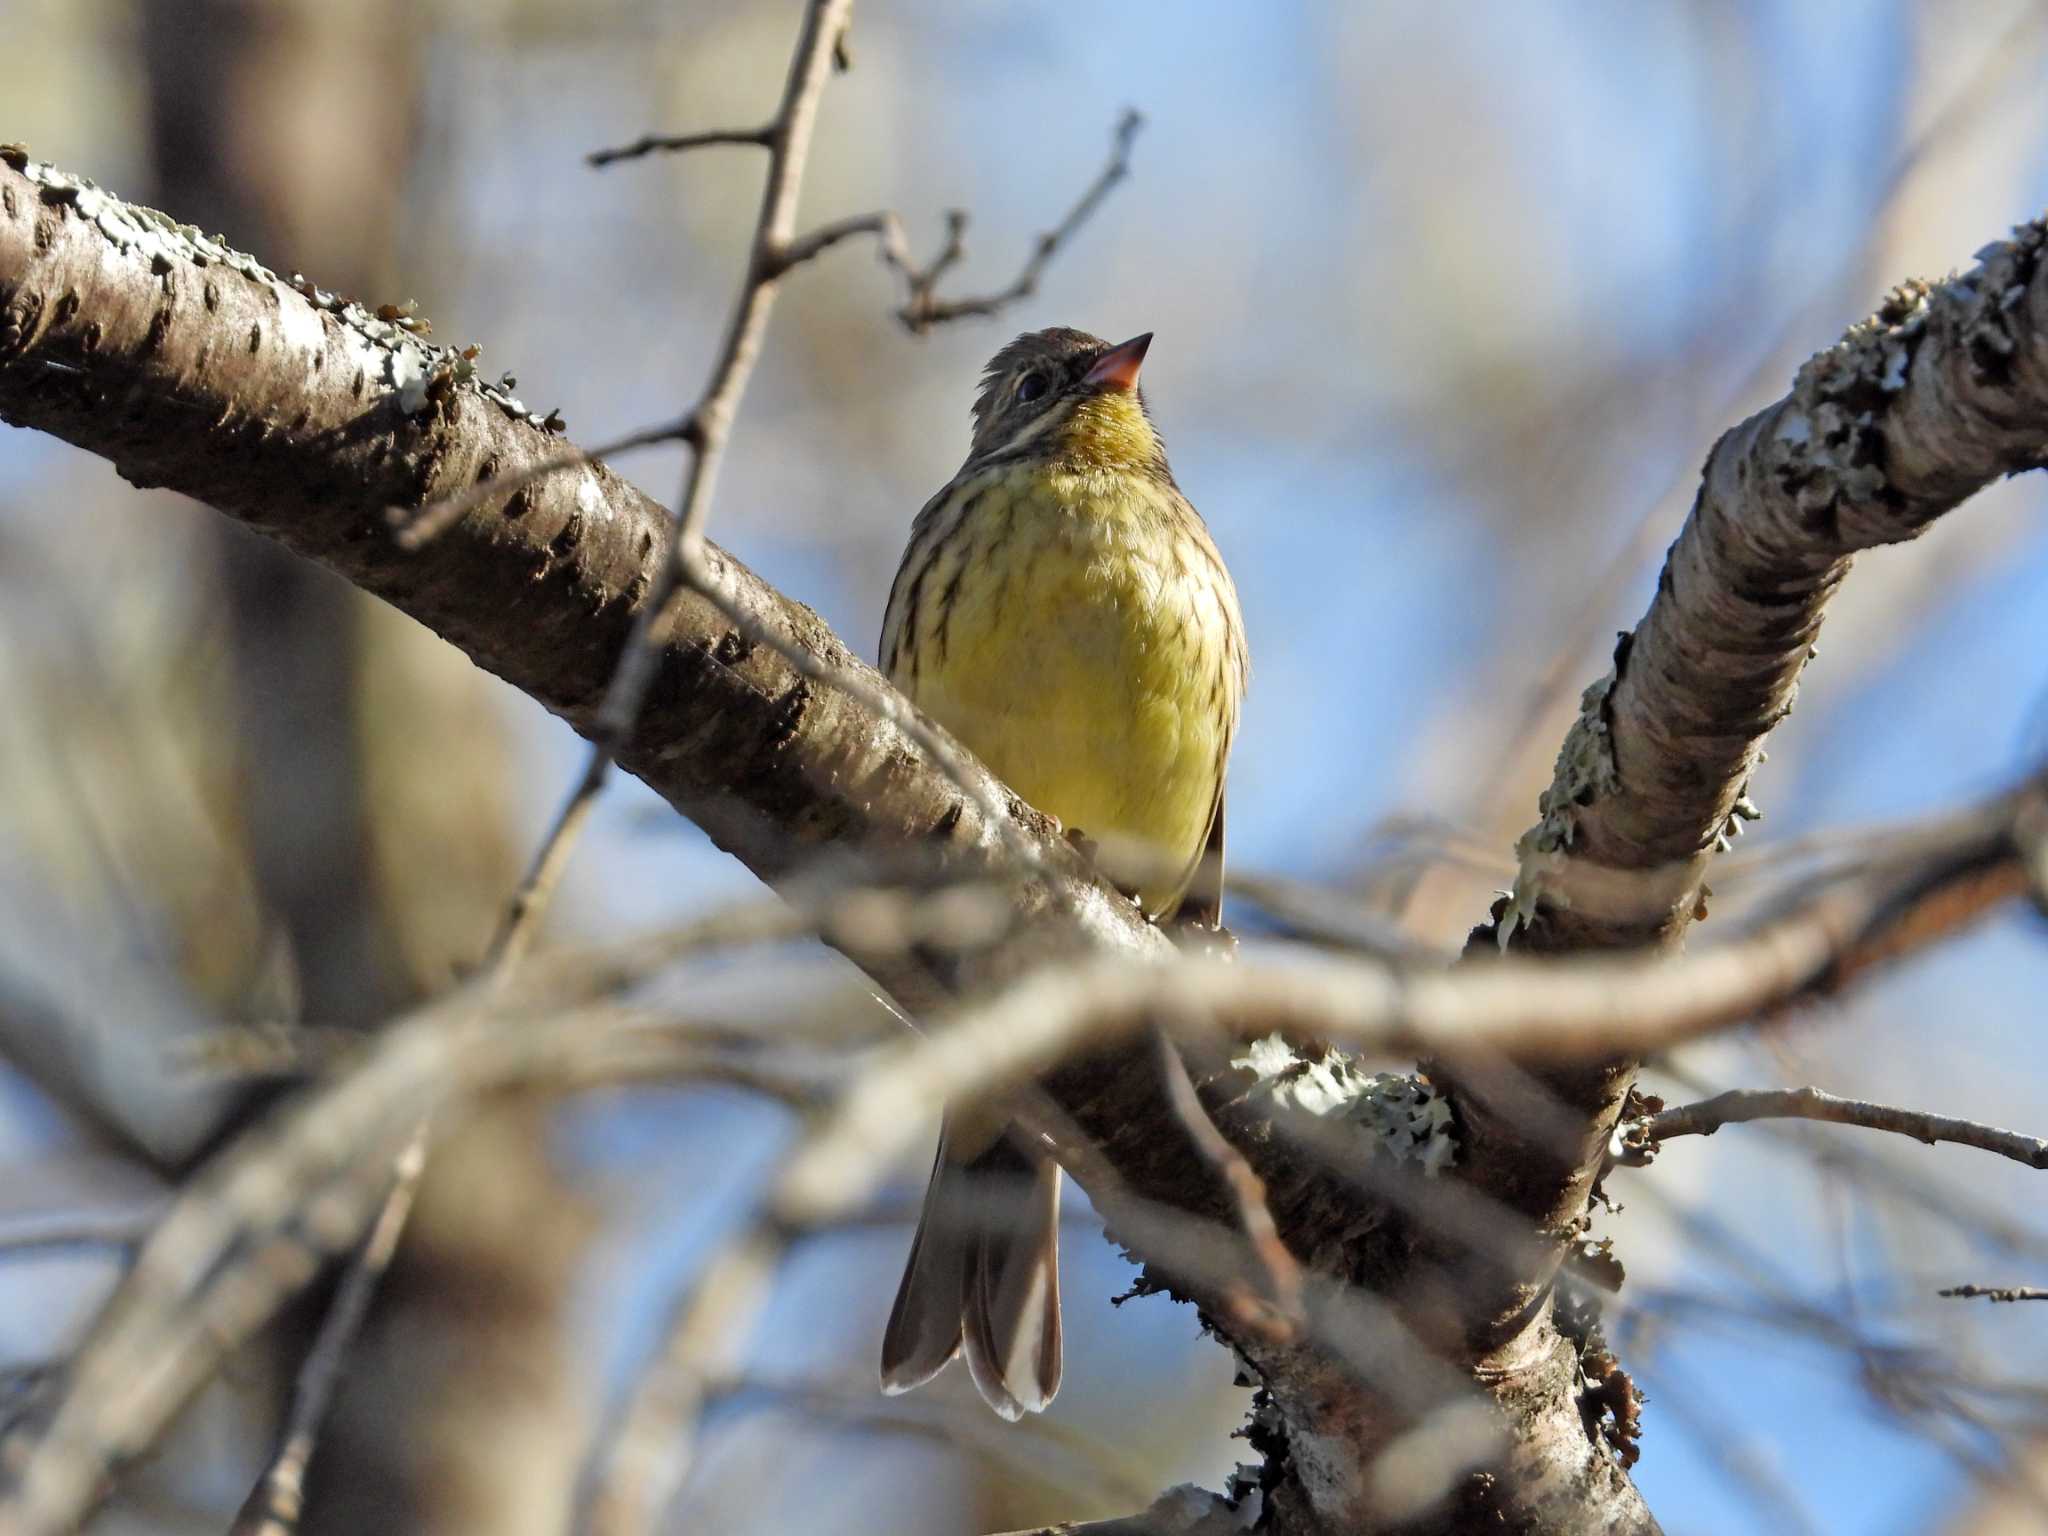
top-left (877, 327), bottom-right (1249, 1418)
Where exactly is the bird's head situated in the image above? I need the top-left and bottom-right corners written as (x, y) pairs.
top-left (966, 328), bottom-right (1166, 475)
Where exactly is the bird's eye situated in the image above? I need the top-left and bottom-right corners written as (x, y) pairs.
top-left (1015, 371), bottom-right (1049, 404)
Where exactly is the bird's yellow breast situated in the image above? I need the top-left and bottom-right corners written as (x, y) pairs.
top-left (883, 464), bottom-right (1244, 915)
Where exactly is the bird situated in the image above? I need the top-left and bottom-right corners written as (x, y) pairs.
top-left (876, 327), bottom-right (1249, 1419)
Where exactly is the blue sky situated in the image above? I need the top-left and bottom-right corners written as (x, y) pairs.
top-left (5, 1), bottom-right (2048, 1530)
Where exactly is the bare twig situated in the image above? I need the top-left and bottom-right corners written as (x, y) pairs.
top-left (589, 1078), bottom-right (1480, 1536)
top-left (1940, 1285), bottom-right (2048, 1303)
top-left (1617, 1087), bottom-right (2048, 1171)
top-left (587, 126), bottom-right (772, 168)
top-left (773, 779), bottom-right (2042, 1219)
top-left (387, 416), bottom-right (686, 552)
top-left (397, 110), bottom-right (1138, 561)
top-left (892, 108), bottom-right (1144, 332)
top-left (495, 0), bottom-right (859, 961)
top-left (1151, 1028), bottom-right (1304, 1339)
top-left (480, 752), bottom-right (608, 975)
top-left (762, 110), bottom-right (1146, 337)
top-left (0, 1208), bottom-right (159, 1257)
top-left (229, 1126), bottom-right (428, 1536)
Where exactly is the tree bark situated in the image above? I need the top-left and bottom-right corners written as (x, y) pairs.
top-left (6, 153), bottom-right (2046, 1532)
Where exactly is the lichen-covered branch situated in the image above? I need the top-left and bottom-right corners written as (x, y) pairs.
top-left (0, 150), bottom-right (1158, 1016)
top-left (6, 144), bottom-right (2048, 1536)
top-left (1438, 220), bottom-right (2048, 1358)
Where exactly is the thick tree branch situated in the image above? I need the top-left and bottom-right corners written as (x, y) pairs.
top-left (2, 760), bottom-right (2030, 1535)
top-left (0, 150), bottom-right (1158, 1019)
top-left (6, 148), bottom-right (2048, 1536)
top-left (1434, 218), bottom-right (2048, 1366)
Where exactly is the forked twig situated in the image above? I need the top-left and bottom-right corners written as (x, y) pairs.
top-left (483, 0), bottom-right (858, 970)
top-left (894, 108), bottom-right (1143, 332)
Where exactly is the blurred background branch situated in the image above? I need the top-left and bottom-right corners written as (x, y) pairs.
top-left (1, 3), bottom-right (2047, 1534)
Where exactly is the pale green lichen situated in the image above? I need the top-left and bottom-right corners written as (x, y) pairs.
top-left (1231, 1034), bottom-right (1456, 1177)
top-left (1498, 669), bottom-right (1623, 949)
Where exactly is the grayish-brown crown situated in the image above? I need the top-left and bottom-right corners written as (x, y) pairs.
top-left (967, 327), bottom-right (1154, 464)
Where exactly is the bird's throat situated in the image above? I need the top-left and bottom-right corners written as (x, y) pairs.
top-left (1053, 393), bottom-right (1161, 472)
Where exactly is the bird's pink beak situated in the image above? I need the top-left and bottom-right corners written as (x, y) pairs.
top-left (1084, 332), bottom-right (1152, 392)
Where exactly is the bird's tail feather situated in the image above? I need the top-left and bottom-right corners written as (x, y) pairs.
top-left (880, 1126), bottom-right (1061, 1419)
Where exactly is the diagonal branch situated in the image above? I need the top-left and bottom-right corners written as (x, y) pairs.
top-left (9, 138), bottom-right (2048, 1535)
top-left (228, 1126), bottom-right (428, 1536)
top-left (491, 0), bottom-right (859, 974)
top-left (1434, 218), bottom-right (2048, 1358)
top-left (0, 149), bottom-right (1160, 1023)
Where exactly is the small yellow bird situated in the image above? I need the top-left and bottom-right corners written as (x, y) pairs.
top-left (877, 328), bottom-right (1248, 1418)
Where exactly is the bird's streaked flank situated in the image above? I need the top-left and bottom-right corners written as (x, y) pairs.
top-left (877, 327), bottom-right (1248, 1418)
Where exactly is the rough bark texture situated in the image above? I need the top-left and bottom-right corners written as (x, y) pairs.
top-left (1431, 243), bottom-right (2048, 1472)
top-left (6, 156), bottom-right (2046, 1533)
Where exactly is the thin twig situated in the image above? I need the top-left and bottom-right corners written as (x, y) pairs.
top-left (387, 416), bottom-right (686, 552)
top-left (0, 1208), bottom-right (159, 1257)
top-left (0, 899), bottom-right (834, 1536)
top-left (597, 0), bottom-right (856, 733)
top-left (229, 1126), bottom-right (428, 1536)
top-left (893, 108), bottom-right (1144, 332)
top-left (395, 112), bottom-right (1137, 557)
top-left (587, 126), bottom-right (772, 168)
top-left (1618, 1087), bottom-right (2048, 1171)
top-left (480, 750), bottom-right (609, 976)
top-left (494, 0), bottom-right (856, 966)
top-left (1151, 1028), bottom-right (1304, 1340)
top-left (1939, 1285), bottom-right (2048, 1303)
top-left (402, 92), bottom-right (1147, 971)
top-left (770, 771), bottom-right (2043, 1233)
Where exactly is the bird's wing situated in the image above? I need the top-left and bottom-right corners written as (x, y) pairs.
top-left (1169, 779), bottom-right (1228, 931)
